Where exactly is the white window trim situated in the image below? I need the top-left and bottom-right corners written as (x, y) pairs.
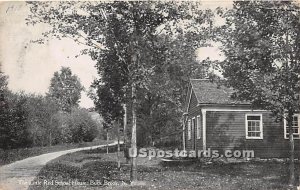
top-left (202, 110), bottom-right (206, 151)
top-left (245, 114), bottom-right (263, 139)
top-left (284, 114), bottom-right (300, 140)
top-left (187, 119), bottom-right (191, 140)
top-left (196, 115), bottom-right (201, 139)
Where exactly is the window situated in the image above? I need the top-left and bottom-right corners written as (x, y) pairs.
top-left (245, 114), bottom-right (263, 139)
top-left (187, 119), bottom-right (191, 140)
top-left (192, 117), bottom-right (196, 133)
top-left (284, 115), bottom-right (300, 139)
top-left (196, 115), bottom-right (201, 139)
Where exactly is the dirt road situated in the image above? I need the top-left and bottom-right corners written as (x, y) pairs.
top-left (0, 142), bottom-right (119, 190)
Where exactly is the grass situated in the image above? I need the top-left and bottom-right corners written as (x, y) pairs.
top-left (28, 146), bottom-right (300, 190)
top-left (0, 139), bottom-right (112, 166)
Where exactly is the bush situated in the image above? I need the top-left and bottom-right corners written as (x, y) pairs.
top-left (49, 108), bottom-right (99, 144)
top-left (0, 73), bottom-right (100, 149)
top-left (69, 108), bottom-right (99, 143)
top-left (155, 139), bottom-right (181, 149)
top-left (0, 88), bottom-right (62, 149)
top-left (0, 92), bottom-right (33, 149)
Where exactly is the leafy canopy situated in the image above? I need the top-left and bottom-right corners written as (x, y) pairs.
top-left (220, 1), bottom-right (300, 118)
top-left (27, 1), bottom-right (215, 134)
top-left (48, 67), bottom-right (84, 112)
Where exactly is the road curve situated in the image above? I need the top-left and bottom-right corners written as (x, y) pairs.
top-left (0, 142), bottom-right (120, 190)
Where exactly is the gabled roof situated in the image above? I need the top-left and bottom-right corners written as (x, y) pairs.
top-left (190, 79), bottom-right (249, 105)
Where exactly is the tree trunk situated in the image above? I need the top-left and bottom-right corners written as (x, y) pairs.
top-left (49, 116), bottom-right (53, 146)
top-left (49, 131), bottom-right (52, 146)
top-left (123, 104), bottom-right (129, 163)
top-left (287, 112), bottom-right (295, 186)
top-left (33, 130), bottom-right (36, 146)
top-left (116, 120), bottom-right (121, 169)
top-left (182, 114), bottom-right (188, 151)
top-left (130, 82), bottom-right (138, 182)
top-left (106, 128), bottom-right (109, 154)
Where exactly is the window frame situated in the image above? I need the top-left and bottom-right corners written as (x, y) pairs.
top-left (196, 115), bottom-right (201, 139)
top-left (284, 114), bottom-right (300, 140)
top-left (187, 119), bottom-right (191, 140)
top-left (245, 114), bottom-right (263, 139)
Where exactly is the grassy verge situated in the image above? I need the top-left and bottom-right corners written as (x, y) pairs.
top-left (0, 139), bottom-right (112, 166)
top-left (29, 147), bottom-right (300, 190)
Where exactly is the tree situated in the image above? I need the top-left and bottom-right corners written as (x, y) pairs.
top-left (0, 74), bottom-right (12, 149)
top-left (69, 108), bottom-right (99, 143)
top-left (27, 1), bottom-right (213, 182)
top-left (0, 73), bottom-right (63, 148)
top-left (219, 1), bottom-right (300, 186)
top-left (87, 2), bottom-right (212, 181)
top-left (25, 95), bottom-right (60, 146)
top-left (0, 91), bottom-right (32, 149)
top-left (0, 73), bottom-right (8, 107)
top-left (0, 74), bottom-right (33, 149)
top-left (48, 67), bottom-right (84, 112)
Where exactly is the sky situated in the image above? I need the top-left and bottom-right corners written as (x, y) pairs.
top-left (0, 1), bottom-right (98, 108)
top-left (0, 1), bottom-right (229, 108)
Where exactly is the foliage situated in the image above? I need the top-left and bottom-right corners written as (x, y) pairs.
top-left (84, 2), bottom-right (213, 146)
top-left (0, 72), bottom-right (99, 149)
top-left (50, 111), bottom-right (72, 144)
top-left (25, 95), bottom-right (60, 146)
top-left (0, 91), bottom-right (32, 149)
top-left (0, 90), bottom-right (62, 149)
top-left (48, 67), bottom-right (84, 112)
top-left (69, 108), bottom-right (99, 143)
top-left (219, 1), bottom-right (300, 185)
top-left (50, 108), bottom-right (99, 144)
top-left (0, 73), bottom-right (8, 94)
top-left (26, 2), bottom-right (216, 181)
top-left (27, 2), bottom-right (214, 139)
top-left (0, 73), bottom-right (8, 108)
top-left (89, 2), bottom-right (213, 122)
top-left (219, 1), bottom-right (300, 118)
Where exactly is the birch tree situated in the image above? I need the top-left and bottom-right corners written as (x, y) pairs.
top-left (27, 1), bottom-right (213, 182)
top-left (219, 1), bottom-right (300, 186)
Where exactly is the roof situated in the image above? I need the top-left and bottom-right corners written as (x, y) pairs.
top-left (190, 79), bottom-right (249, 105)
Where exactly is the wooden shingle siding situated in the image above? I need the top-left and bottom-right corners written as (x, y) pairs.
top-left (184, 84), bottom-right (192, 113)
top-left (206, 111), bottom-right (300, 158)
top-left (188, 91), bottom-right (198, 114)
top-left (183, 80), bottom-right (299, 158)
top-left (184, 90), bottom-right (203, 151)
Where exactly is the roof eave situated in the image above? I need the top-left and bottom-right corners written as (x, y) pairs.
top-left (197, 103), bottom-right (251, 107)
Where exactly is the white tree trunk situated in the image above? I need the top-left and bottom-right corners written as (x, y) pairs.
top-left (130, 82), bottom-right (137, 182)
